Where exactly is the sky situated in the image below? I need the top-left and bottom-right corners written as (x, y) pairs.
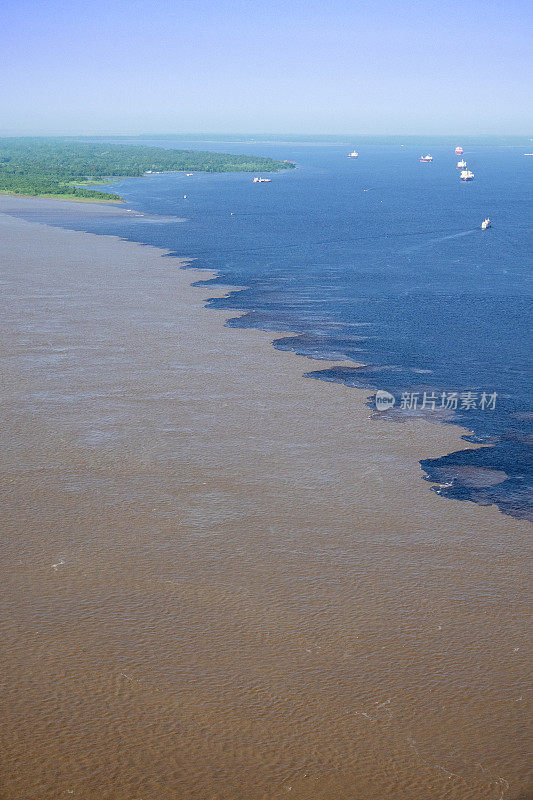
top-left (1, 0), bottom-right (532, 136)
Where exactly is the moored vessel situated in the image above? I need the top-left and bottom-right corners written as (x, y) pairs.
top-left (252, 177), bottom-right (272, 183)
top-left (456, 159), bottom-right (467, 169)
top-left (460, 169), bottom-right (474, 181)
top-left (455, 146), bottom-right (464, 155)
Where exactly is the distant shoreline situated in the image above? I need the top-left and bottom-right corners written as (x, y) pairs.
top-left (0, 164), bottom-right (294, 204)
top-left (0, 189), bottom-right (124, 204)
top-left (0, 138), bottom-right (294, 202)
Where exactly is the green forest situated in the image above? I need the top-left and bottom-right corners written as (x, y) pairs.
top-left (0, 138), bottom-right (294, 201)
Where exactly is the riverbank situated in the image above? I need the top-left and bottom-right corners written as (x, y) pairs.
top-left (0, 190), bottom-right (123, 203)
top-left (0, 138), bottom-right (295, 203)
top-left (0, 198), bottom-right (530, 800)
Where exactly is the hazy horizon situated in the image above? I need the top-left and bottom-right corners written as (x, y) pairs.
top-left (1, 132), bottom-right (531, 141)
top-left (2, 0), bottom-right (532, 137)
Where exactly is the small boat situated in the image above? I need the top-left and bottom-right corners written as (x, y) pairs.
top-left (455, 146), bottom-right (464, 155)
top-left (481, 218), bottom-right (491, 229)
top-left (456, 159), bottom-right (467, 169)
top-left (347, 150), bottom-right (359, 158)
top-left (183, 194), bottom-right (187, 198)
top-left (186, 173), bottom-right (194, 176)
top-left (252, 177), bottom-right (272, 183)
top-left (420, 154), bottom-right (433, 162)
top-left (460, 169), bottom-right (474, 181)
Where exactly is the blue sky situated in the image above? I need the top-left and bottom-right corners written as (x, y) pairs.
top-left (1, 0), bottom-right (531, 135)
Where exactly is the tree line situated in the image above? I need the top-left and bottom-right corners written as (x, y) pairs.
top-left (0, 138), bottom-right (294, 200)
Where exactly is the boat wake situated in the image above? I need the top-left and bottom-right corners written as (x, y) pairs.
top-left (404, 228), bottom-right (478, 253)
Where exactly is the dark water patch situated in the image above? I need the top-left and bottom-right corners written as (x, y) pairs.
top-left (422, 438), bottom-right (533, 521)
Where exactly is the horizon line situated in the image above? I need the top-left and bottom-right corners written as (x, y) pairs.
top-left (1, 132), bottom-right (532, 139)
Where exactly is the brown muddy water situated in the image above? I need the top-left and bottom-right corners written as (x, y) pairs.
top-left (0, 204), bottom-right (531, 800)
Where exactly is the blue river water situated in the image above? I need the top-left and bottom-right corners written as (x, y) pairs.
top-left (12, 137), bottom-right (533, 520)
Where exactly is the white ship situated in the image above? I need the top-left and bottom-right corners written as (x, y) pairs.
top-left (252, 177), bottom-right (272, 183)
top-left (419, 154), bottom-right (433, 162)
top-left (456, 159), bottom-right (467, 169)
top-left (347, 150), bottom-right (359, 158)
top-left (460, 169), bottom-right (474, 181)
top-left (481, 218), bottom-right (491, 229)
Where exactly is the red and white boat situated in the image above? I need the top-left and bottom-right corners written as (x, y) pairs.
top-left (455, 146), bottom-right (464, 155)
top-left (419, 154), bottom-right (433, 163)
